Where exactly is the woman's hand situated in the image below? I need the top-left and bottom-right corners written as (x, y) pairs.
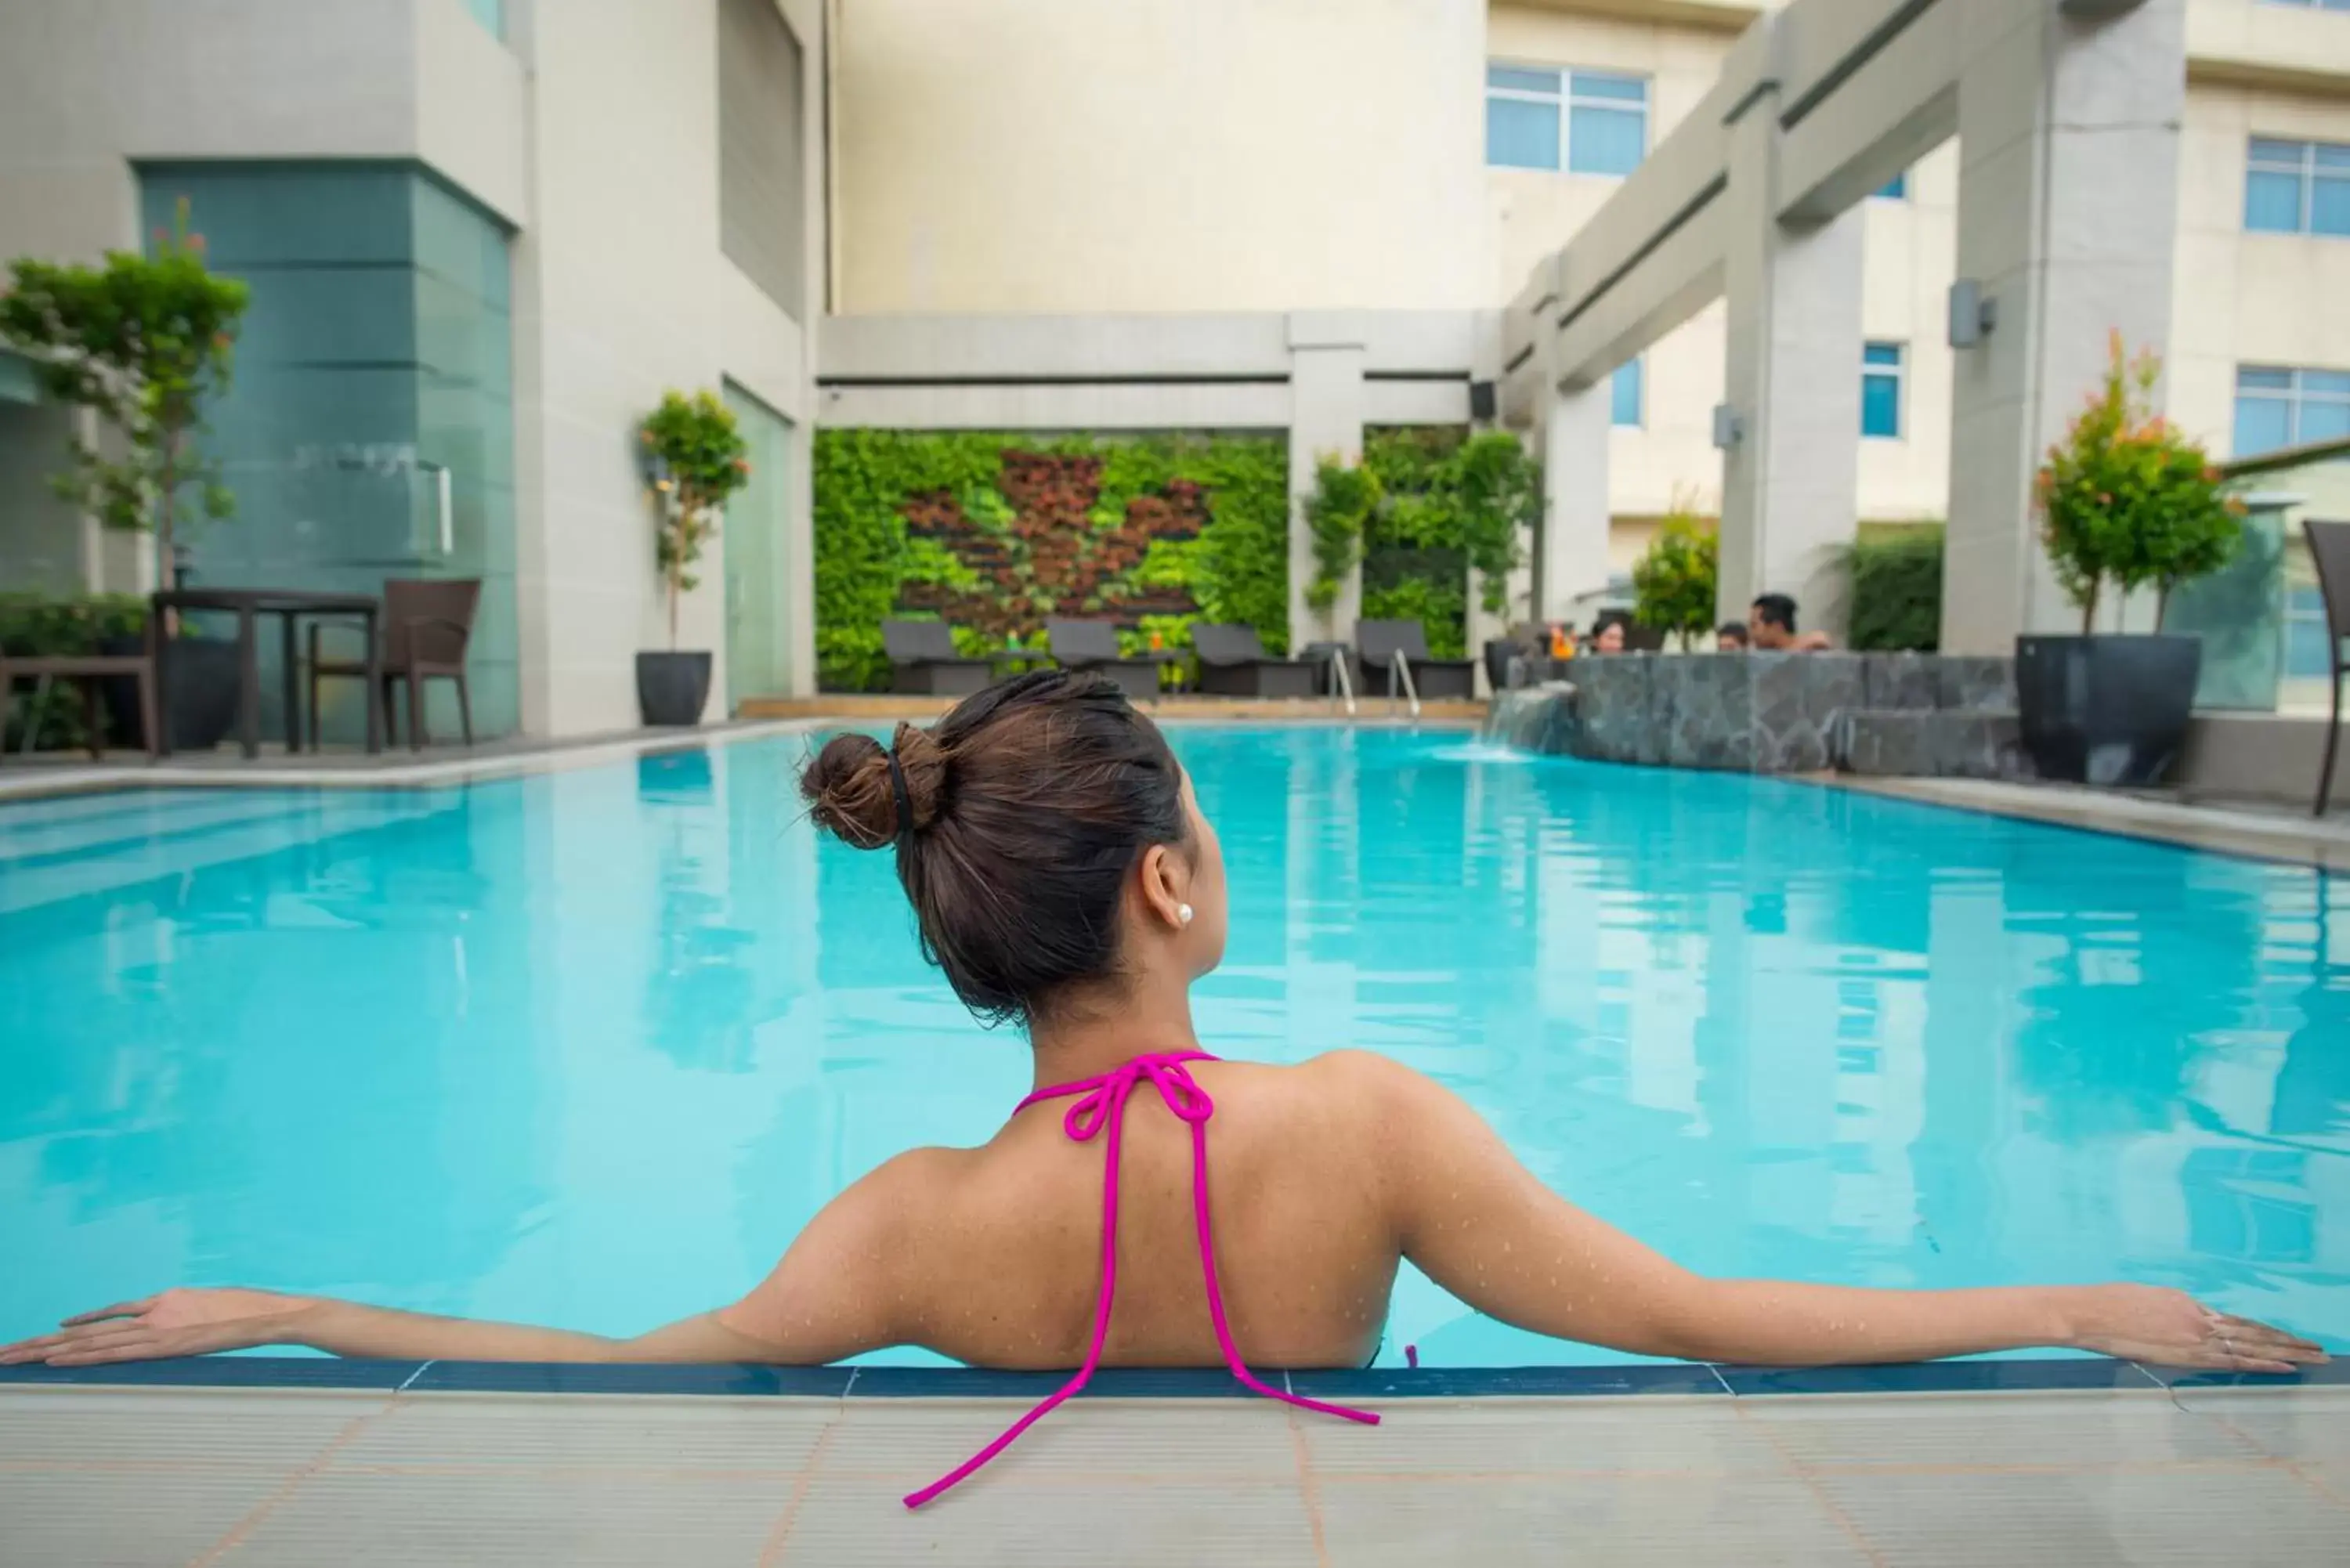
top-left (0, 1288), bottom-right (319, 1367)
top-left (2066, 1285), bottom-right (2326, 1375)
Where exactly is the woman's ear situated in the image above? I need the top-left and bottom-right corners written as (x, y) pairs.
top-left (1136, 842), bottom-right (1191, 931)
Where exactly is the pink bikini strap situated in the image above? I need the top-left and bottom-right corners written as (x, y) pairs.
top-left (902, 1050), bottom-right (1379, 1509)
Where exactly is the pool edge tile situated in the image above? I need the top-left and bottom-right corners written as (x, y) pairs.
top-left (403, 1361), bottom-right (853, 1397)
top-left (1286, 1364), bottom-right (1734, 1400)
top-left (1714, 1358), bottom-right (2167, 1396)
top-left (0, 1357), bottom-right (421, 1391)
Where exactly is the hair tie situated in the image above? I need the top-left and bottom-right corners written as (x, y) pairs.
top-left (885, 747), bottom-right (916, 844)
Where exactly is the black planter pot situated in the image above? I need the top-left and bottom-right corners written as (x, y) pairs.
top-left (637, 651), bottom-right (714, 728)
top-left (2015, 633), bottom-right (2203, 787)
top-left (157, 636), bottom-right (242, 753)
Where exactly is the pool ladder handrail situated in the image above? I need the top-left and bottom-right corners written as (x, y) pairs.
top-left (1327, 645), bottom-right (1357, 717)
top-left (1386, 649), bottom-right (1420, 719)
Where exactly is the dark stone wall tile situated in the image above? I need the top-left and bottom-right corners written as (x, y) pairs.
top-left (1863, 652), bottom-right (1939, 711)
top-left (1936, 656), bottom-right (2016, 713)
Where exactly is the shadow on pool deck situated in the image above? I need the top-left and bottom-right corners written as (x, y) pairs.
top-left (3, 1372), bottom-right (2345, 1565)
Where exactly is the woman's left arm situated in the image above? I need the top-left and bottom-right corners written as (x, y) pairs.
top-left (2, 1151), bottom-right (928, 1369)
top-left (1342, 1051), bottom-right (2326, 1374)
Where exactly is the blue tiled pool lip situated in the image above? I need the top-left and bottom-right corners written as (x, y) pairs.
top-left (8, 1356), bottom-right (2345, 1396)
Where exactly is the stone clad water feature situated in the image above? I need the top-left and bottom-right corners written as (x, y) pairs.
top-left (1486, 652), bottom-right (2026, 778)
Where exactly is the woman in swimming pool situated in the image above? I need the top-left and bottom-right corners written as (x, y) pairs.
top-left (2, 671), bottom-right (2323, 1503)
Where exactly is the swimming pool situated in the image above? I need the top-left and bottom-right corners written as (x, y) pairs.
top-left (3, 727), bottom-right (2345, 1367)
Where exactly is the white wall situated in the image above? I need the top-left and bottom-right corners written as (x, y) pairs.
top-left (833, 0), bottom-right (1491, 313)
top-left (0, 0), bottom-right (823, 730)
top-left (515, 0), bottom-right (825, 735)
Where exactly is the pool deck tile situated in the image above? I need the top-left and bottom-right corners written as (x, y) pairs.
top-left (9, 1382), bottom-right (2348, 1564)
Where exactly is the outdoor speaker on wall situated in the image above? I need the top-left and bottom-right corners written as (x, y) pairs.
top-left (1469, 380), bottom-right (1498, 421)
top-left (1949, 280), bottom-right (1998, 349)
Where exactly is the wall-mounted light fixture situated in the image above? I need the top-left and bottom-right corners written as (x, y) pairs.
top-left (1949, 280), bottom-right (1998, 349)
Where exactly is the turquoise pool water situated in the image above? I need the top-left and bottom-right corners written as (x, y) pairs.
top-left (3, 728), bottom-right (2345, 1366)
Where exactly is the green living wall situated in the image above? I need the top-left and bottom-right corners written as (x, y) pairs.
top-left (1356, 426), bottom-right (1535, 659)
top-left (813, 430), bottom-right (1286, 692)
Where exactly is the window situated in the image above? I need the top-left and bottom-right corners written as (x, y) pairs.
top-left (1873, 172), bottom-right (1909, 201)
top-left (1485, 65), bottom-right (1648, 176)
top-left (461, 0), bottom-right (504, 41)
top-left (2286, 580), bottom-right (2338, 679)
top-left (1611, 359), bottom-right (1643, 428)
top-left (2234, 366), bottom-right (2350, 455)
top-left (2258, 0), bottom-right (2350, 12)
top-left (1861, 342), bottom-right (1904, 439)
top-left (720, 0), bottom-right (807, 316)
top-left (2245, 138), bottom-right (2350, 235)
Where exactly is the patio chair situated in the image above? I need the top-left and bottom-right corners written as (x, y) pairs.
top-left (882, 620), bottom-right (993, 696)
top-left (1357, 619), bottom-right (1477, 703)
top-left (0, 625), bottom-right (160, 764)
top-left (309, 578), bottom-right (480, 752)
top-left (1047, 619), bottom-right (1163, 703)
top-left (1191, 623), bottom-right (1315, 699)
top-left (2308, 518), bottom-right (2350, 816)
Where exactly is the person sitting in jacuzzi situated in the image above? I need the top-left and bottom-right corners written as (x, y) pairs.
top-left (4, 672), bottom-right (2319, 1507)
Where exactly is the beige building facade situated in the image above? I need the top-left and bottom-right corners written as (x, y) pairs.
top-left (833, 0), bottom-right (2350, 590)
top-left (4, 0), bottom-right (2345, 724)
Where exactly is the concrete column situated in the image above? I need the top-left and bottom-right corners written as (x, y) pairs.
top-left (1286, 314), bottom-right (1368, 651)
top-left (1716, 87), bottom-right (1866, 638)
top-left (1942, 0), bottom-right (2186, 653)
top-left (1535, 377), bottom-right (1612, 623)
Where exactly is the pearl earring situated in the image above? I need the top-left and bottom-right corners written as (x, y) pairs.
top-left (1178, 903), bottom-right (1195, 927)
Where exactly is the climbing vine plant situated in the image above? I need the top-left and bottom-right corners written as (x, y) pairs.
top-left (812, 431), bottom-right (1287, 691)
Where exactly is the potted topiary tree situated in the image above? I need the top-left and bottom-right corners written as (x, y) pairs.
top-left (2020, 335), bottom-right (2243, 786)
top-left (1, 201), bottom-right (250, 750)
top-left (1631, 506), bottom-right (1719, 651)
top-left (636, 389), bottom-right (750, 727)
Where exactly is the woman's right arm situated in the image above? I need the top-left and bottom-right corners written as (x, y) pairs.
top-left (1, 1151), bottom-right (937, 1369)
top-left (1343, 1051), bottom-right (2325, 1374)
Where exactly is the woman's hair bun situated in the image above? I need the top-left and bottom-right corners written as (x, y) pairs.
top-left (801, 722), bottom-right (946, 850)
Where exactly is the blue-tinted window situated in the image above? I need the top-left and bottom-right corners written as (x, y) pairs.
top-left (1611, 358), bottom-right (1643, 428)
top-left (1567, 72), bottom-right (1647, 175)
top-left (1874, 172), bottom-right (1909, 201)
top-left (1487, 96), bottom-right (1560, 170)
top-left (462, 0), bottom-right (504, 42)
top-left (1486, 63), bottom-right (1647, 176)
top-left (1861, 341), bottom-right (1904, 439)
top-left (2234, 364), bottom-right (2350, 455)
top-left (2286, 582), bottom-right (2338, 679)
top-left (2245, 137), bottom-right (2350, 235)
top-left (2258, 0), bottom-right (2350, 11)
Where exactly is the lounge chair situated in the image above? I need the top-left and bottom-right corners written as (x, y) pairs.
top-left (310, 578), bottom-right (480, 750)
top-left (1191, 623), bottom-right (1315, 699)
top-left (882, 620), bottom-right (992, 696)
top-left (1357, 619), bottom-right (1477, 702)
top-left (1047, 619), bottom-right (1163, 703)
top-left (2308, 518), bottom-right (2349, 816)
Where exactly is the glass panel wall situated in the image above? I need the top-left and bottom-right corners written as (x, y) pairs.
top-left (2165, 447), bottom-right (2350, 715)
top-left (721, 385), bottom-right (793, 709)
top-left (137, 164), bottom-right (517, 739)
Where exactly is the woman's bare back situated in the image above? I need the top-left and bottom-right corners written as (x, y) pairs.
top-left (882, 1055), bottom-right (1400, 1370)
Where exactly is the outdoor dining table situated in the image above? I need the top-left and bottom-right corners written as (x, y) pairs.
top-left (152, 587), bottom-right (384, 759)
